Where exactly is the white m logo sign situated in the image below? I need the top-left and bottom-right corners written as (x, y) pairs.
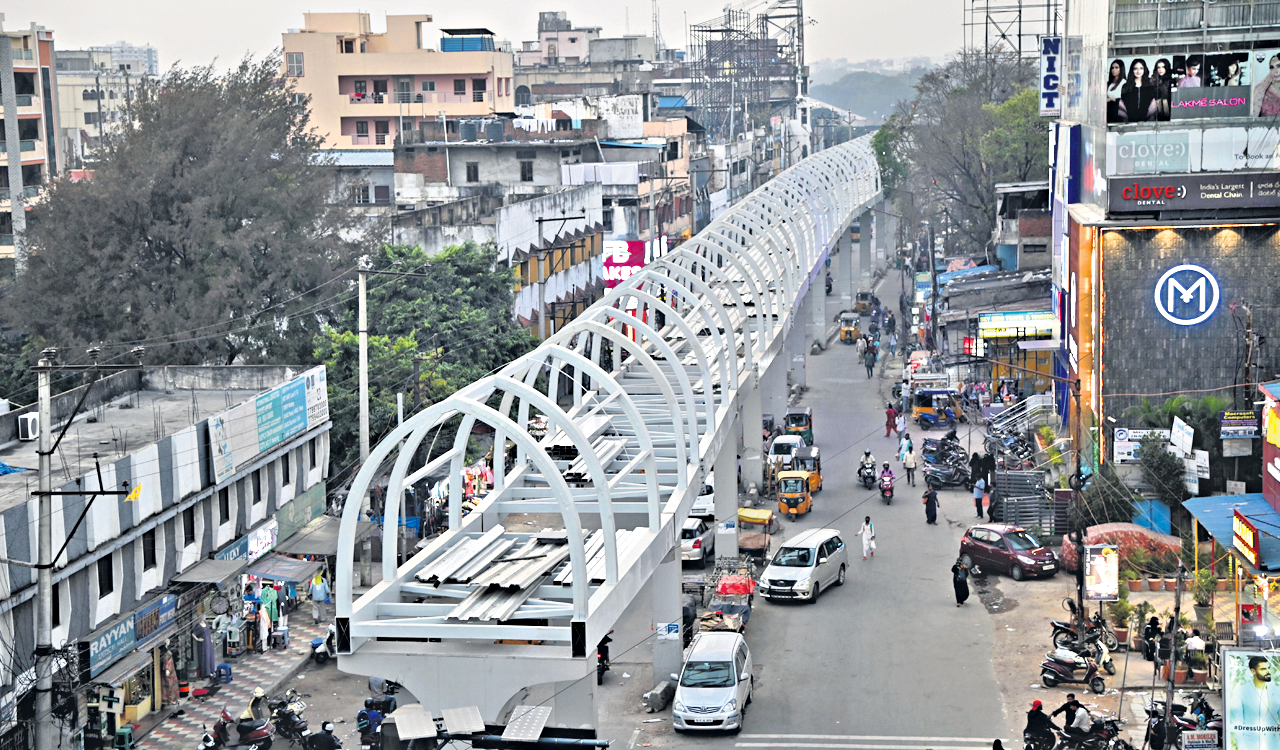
top-left (1154, 264), bottom-right (1219, 326)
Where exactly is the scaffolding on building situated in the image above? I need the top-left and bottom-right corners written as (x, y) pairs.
top-left (963, 0), bottom-right (1063, 56)
top-left (688, 0), bottom-right (805, 141)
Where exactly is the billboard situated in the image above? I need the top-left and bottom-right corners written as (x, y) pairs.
top-left (602, 240), bottom-right (646, 289)
top-left (1105, 47), bottom-right (1280, 124)
top-left (1223, 650), bottom-right (1280, 750)
top-left (1039, 37), bottom-right (1063, 117)
top-left (1108, 172), bottom-right (1280, 213)
top-left (208, 366), bottom-right (329, 484)
top-left (977, 310), bottom-right (1056, 338)
top-left (1107, 125), bottom-right (1280, 176)
top-left (1083, 544), bottom-right (1119, 601)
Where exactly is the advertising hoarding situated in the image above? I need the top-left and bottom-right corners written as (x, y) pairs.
top-left (1112, 427), bottom-right (1171, 463)
top-left (977, 310), bottom-right (1056, 338)
top-left (208, 366), bottom-right (329, 484)
top-left (602, 240), bottom-right (649, 289)
top-left (1039, 37), bottom-right (1063, 117)
top-left (1084, 544), bottom-right (1119, 601)
top-left (1106, 126), bottom-right (1280, 176)
top-left (1234, 510), bottom-right (1261, 568)
top-left (1108, 172), bottom-right (1280, 213)
top-left (1104, 47), bottom-right (1280, 124)
top-left (1223, 411), bottom-right (1261, 439)
top-left (1223, 650), bottom-right (1280, 750)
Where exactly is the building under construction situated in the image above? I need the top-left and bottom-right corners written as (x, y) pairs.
top-left (964, 0), bottom-right (1062, 56)
top-left (688, 0), bottom-right (805, 141)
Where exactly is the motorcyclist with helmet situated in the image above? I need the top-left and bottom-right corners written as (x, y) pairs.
top-left (1024, 700), bottom-right (1058, 750)
top-left (859, 450), bottom-right (877, 486)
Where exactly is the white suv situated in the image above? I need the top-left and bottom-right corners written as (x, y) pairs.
top-left (757, 528), bottom-right (849, 602)
top-left (671, 631), bottom-right (753, 733)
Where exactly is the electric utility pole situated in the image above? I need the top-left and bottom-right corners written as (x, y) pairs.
top-left (1164, 563), bottom-right (1187, 750)
top-left (33, 346), bottom-right (144, 750)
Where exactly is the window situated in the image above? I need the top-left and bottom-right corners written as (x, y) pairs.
top-left (602, 208), bottom-right (613, 233)
top-left (352, 186), bottom-right (371, 204)
top-left (84, 112), bottom-right (100, 125)
top-left (142, 529), bottom-right (157, 570)
top-left (182, 507), bottom-right (196, 546)
top-left (291, 93), bottom-right (306, 107)
top-left (286, 52), bottom-right (304, 77)
top-left (339, 39), bottom-right (354, 54)
top-left (354, 80), bottom-right (367, 94)
top-left (465, 162), bottom-right (479, 183)
top-left (252, 470), bottom-right (263, 505)
top-left (515, 85), bottom-right (531, 106)
top-left (218, 488), bottom-right (230, 524)
top-left (639, 210), bottom-right (649, 232)
top-left (472, 78), bottom-right (487, 102)
top-left (1023, 243), bottom-right (1048, 253)
top-left (667, 140), bottom-right (680, 161)
top-left (421, 80), bottom-right (435, 92)
top-left (568, 37), bottom-right (578, 43)
top-left (516, 150), bottom-right (537, 160)
top-left (283, 453), bottom-right (292, 486)
top-left (374, 185), bottom-right (391, 203)
top-left (520, 161), bottom-right (534, 182)
top-left (355, 121), bottom-right (369, 136)
top-left (309, 439), bottom-right (318, 470)
top-left (454, 79), bottom-right (467, 95)
top-left (97, 557), bottom-right (114, 596)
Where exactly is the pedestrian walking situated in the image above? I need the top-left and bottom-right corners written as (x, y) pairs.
top-left (897, 432), bottom-right (913, 462)
top-left (888, 332), bottom-right (898, 357)
top-left (895, 411), bottom-right (907, 435)
top-left (972, 476), bottom-right (987, 518)
top-left (884, 403), bottom-right (900, 437)
top-left (904, 447), bottom-right (919, 487)
top-left (309, 573), bottom-right (331, 624)
top-left (855, 336), bottom-right (867, 357)
top-left (863, 348), bottom-right (877, 379)
top-left (951, 557), bottom-right (971, 606)
top-left (922, 484), bottom-right (937, 523)
top-left (858, 516), bottom-right (876, 560)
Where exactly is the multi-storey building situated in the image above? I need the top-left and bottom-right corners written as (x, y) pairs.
top-left (1048, 0), bottom-right (1280, 503)
top-left (0, 366), bottom-right (339, 749)
top-left (0, 22), bottom-right (60, 261)
top-left (88, 41), bottom-right (158, 77)
top-left (54, 48), bottom-right (144, 168)
top-left (515, 12), bottom-right (601, 67)
top-left (282, 13), bottom-right (515, 150)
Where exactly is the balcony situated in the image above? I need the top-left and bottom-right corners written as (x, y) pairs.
top-left (0, 140), bottom-right (37, 153)
top-left (1114, 0), bottom-right (1280, 38)
top-left (350, 133), bottom-right (391, 146)
top-left (0, 186), bottom-right (41, 201)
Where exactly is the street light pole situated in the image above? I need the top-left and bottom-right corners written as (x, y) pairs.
top-left (34, 354), bottom-right (52, 750)
top-left (358, 268), bottom-right (370, 463)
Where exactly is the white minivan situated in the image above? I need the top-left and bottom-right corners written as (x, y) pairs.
top-left (671, 631), bottom-right (753, 733)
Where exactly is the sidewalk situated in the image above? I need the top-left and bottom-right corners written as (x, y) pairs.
top-left (136, 619), bottom-right (325, 749)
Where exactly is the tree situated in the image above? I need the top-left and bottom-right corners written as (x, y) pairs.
top-left (7, 54), bottom-right (363, 365)
top-left (1071, 461), bottom-right (1137, 529)
top-left (316, 242), bottom-right (538, 471)
top-left (809, 69), bottom-right (924, 121)
top-left (1136, 432), bottom-right (1189, 508)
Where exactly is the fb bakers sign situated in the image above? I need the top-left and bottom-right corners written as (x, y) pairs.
top-left (1109, 172), bottom-right (1280, 212)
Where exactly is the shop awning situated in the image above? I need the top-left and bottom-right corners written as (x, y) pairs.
top-left (273, 515), bottom-right (377, 556)
top-left (243, 553), bottom-right (323, 583)
top-left (1183, 493), bottom-right (1280, 574)
top-left (172, 558), bottom-right (246, 584)
top-left (93, 648), bottom-right (153, 687)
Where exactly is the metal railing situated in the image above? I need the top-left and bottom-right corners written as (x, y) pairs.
top-left (1114, 0), bottom-right (1280, 34)
top-left (349, 134), bottom-right (390, 146)
top-left (987, 393), bottom-right (1057, 433)
top-left (0, 141), bottom-right (37, 153)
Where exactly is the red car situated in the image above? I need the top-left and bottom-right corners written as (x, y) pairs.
top-left (959, 524), bottom-right (1058, 581)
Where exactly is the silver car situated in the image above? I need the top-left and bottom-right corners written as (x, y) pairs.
top-left (680, 517), bottom-right (715, 567)
top-left (757, 528), bottom-right (848, 602)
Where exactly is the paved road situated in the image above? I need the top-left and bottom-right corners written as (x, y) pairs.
top-left (596, 268), bottom-right (1009, 748)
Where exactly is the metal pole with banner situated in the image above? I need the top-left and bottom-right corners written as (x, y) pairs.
top-left (1084, 544), bottom-right (1119, 602)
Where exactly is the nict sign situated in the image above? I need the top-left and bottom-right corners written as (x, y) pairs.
top-left (1039, 37), bottom-right (1062, 117)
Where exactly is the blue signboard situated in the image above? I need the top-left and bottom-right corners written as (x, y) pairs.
top-left (134, 594), bottom-right (177, 644)
top-left (256, 378), bottom-right (308, 452)
top-left (88, 617), bottom-right (136, 678)
top-left (215, 536), bottom-right (249, 561)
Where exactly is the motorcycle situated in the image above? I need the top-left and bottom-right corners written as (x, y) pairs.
top-left (825, 274), bottom-right (833, 295)
top-left (311, 623), bottom-right (337, 665)
top-left (1059, 630), bottom-right (1116, 676)
top-left (924, 461), bottom-right (972, 490)
top-left (1188, 691), bottom-right (1224, 745)
top-left (1053, 606), bottom-right (1120, 651)
top-left (201, 705), bottom-right (276, 750)
top-left (268, 689), bottom-right (309, 746)
top-left (1145, 701), bottom-right (1200, 750)
top-left (1039, 648), bottom-right (1107, 694)
top-left (1022, 731), bottom-right (1054, 750)
top-left (879, 475), bottom-right (894, 504)
top-left (917, 407), bottom-right (957, 431)
top-left (1056, 715), bottom-right (1131, 750)
top-left (367, 681), bottom-right (401, 716)
top-left (597, 633), bottom-right (613, 685)
top-left (858, 462), bottom-right (876, 489)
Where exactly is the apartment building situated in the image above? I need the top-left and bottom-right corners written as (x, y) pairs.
top-left (88, 41), bottom-right (158, 77)
top-left (515, 12), bottom-right (601, 67)
top-left (0, 366), bottom-right (336, 748)
top-left (54, 49), bottom-right (144, 168)
top-left (0, 21), bottom-right (60, 260)
top-left (282, 13), bottom-right (515, 150)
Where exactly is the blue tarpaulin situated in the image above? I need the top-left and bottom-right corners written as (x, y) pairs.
top-left (0, 462), bottom-right (26, 475)
top-left (937, 265), bottom-right (1000, 285)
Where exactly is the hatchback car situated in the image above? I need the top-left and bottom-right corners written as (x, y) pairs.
top-left (690, 471), bottom-right (716, 517)
top-left (680, 517), bottom-right (716, 567)
top-left (671, 631), bottom-right (753, 733)
top-left (959, 524), bottom-right (1057, 580)
top-left (756, 527), bottom-right (848, 602)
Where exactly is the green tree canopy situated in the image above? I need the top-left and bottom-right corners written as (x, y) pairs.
top-left (8, 54), bottom-right (363, 365)
top-left (1137, 432), bottom-right (1189, 507)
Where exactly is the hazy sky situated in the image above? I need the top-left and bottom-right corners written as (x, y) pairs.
top-left (7, 0), bottom-right (960, 71)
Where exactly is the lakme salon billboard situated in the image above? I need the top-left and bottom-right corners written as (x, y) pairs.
top-left (1224, 651), bottom-right (1280, 750)
top-left (1105, 45), bottom-right (1280, 123)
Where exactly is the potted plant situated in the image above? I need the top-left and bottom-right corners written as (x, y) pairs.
top-left (1173, 658), bottom-right (1190, 683)
top-left (1187, 651), bottom-right (1210, 683)
top-left (1109, 598), bottom-right (1134, 646)
top-left (1121, 569), bottom-right (1144, 593)
top-left (1192, 569), bottom-right (1216, 622)
top-left (1131, 600), bottom-right (1156, 653)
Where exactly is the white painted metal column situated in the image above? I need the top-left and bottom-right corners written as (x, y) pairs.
top-left (652, 549), bottom-right (684, 692)
top-left (713, 414), bottom-right (739, 558)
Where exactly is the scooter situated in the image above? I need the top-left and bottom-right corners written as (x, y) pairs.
top-left (1145, 701), bottom-right (1200, 750)
top-left (917, 407), bottom-right (957, 431)
top-left (1039, 649), bottom-right (1106, 694)
top-left (596, 632), bottom-right (613, 685)
top-left (1188, 691), bottom-right (1224, 745)
top-left (1053, 607), bottom-right (1120, 651)
top-left (1059, 630), bottom-right (1116, 675)
top-left (924, 462), bottom-right (972, 490)
top-left (879, 475), bottom-right (894, 504)
top-left (858, 463), bottom-right (876, 489)
top-left (202, 706), bottom-right (276, 750)
top-left (311, 623), bottom-right (337, 665)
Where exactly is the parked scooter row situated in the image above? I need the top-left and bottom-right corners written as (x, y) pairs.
top-left (1040, 603), bottom-right (1120, 695)
top-left (922, 435), bottom-right (973, 491)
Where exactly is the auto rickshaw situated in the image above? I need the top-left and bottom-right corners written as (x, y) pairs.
top-left (791, 446), bottom-right (823, 492)
top-left (777, 470), bottom-right (814, 519)
top-left (854, 291), bottom-right (874, 315)
top-left (737, 508), bottom-right (776, 557)
top-left (911, 388), bottom-right (959, 421)
top-left (839, 312), bottom-right (860, 344)
top-left (784, 406), bottom-right (814, 444)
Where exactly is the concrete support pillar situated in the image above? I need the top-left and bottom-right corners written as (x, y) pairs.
top-left (548, 675), bottom-right (596, 729)
top-left (740, 375), bottom-right (763, 493)
top-left (810, 282), bottom-right (827, 350)
top-left (875, 203), bottom-right (889, 266)
top-left (787, 299), bottom-right (806, 391)
top-left (839, 228), bottom-right (855, 307)
top-left (761, 357), bottom-right (787, 433)
top-left (713, 417), bottom-right (739, 558)
top-left (859, 210), bottom-right (873, 280)
top-left (652, 549), bottom-right (684, 691)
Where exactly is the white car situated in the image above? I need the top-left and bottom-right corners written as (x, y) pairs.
top-left (768, 435), bottom-right (806, 470)
top-left (690, 471), bottom-right (715, 517)
top-left (671, 631), bottom-right (753, 733)
top-left (757, 528), bottom-right (849, 602)
top-left (680, 517), bottom-right (715, 567)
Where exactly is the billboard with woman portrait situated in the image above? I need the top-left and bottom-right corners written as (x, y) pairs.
top-left (1106, 45), bottom-right (1280, 123)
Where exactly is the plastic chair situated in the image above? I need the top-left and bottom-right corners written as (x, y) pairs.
top-left (215, 664), bottom-right (233, 684)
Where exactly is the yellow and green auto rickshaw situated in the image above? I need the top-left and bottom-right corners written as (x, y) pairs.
top-left (792, 446), bottom-right (823, 493)
top-left (777, 470), bottom-right (814, 519)
top-left (785, 406), bottom-right (814, 445)
top-left (839, 312), bottom-right (861, 344)
top-left (911, 388), bottom-right (960, 422)
top-left (854, 291), bottom-right (874, 315)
